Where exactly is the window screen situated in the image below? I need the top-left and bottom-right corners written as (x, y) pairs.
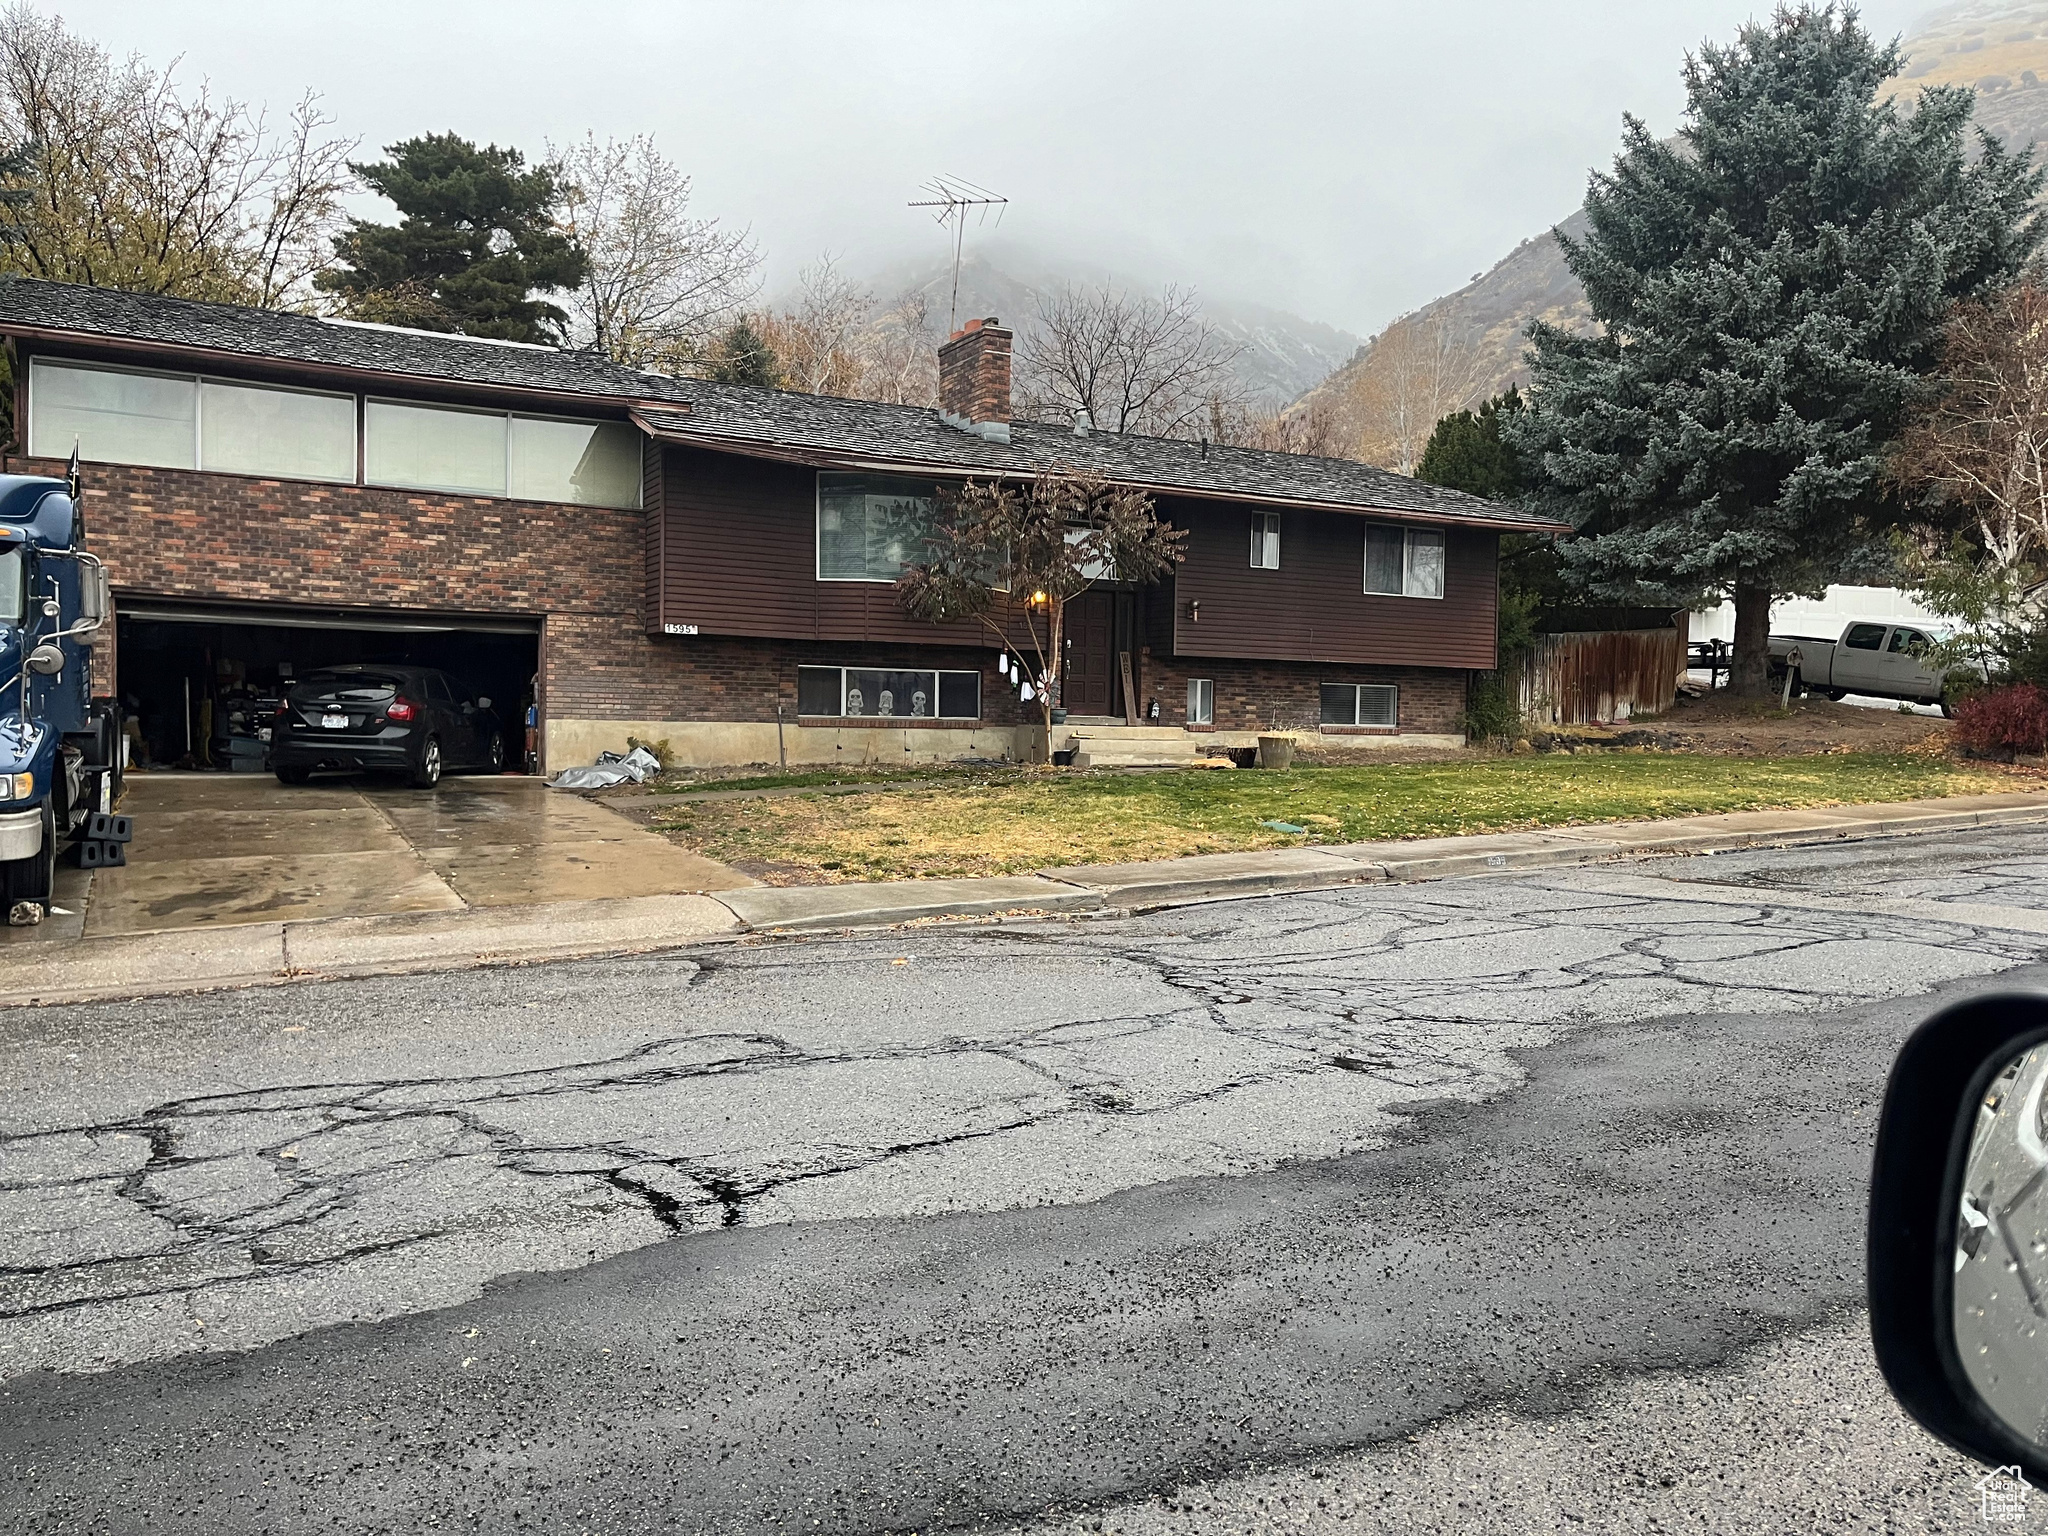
top-left (31, 359), bottom-right (196, 469)
top-left (1364, 524), bottom-right (1446, 598)
top-left (200, 378), bottom-right (355, 482)
top-left (1404, 530), bottom-right (1445, 599)
top-left (1187, 678), bottom-right (1214, 725)
top-left (1358, 684), bottom-right (1398, 726)
top-left (937, 671), bottom-right (981, 719)
top-left (818, 473), bottom-right (939, 581)
top-left (1363, 525), bottom-right (1405, 595)
top-left (510, 416), bottom-right (642, 508)
top-left (366, 400), bottom-right (508, 496)
top-left (797, 666), bottom-right (842, 717)
top-left (1843, 623), bottom-right (1887, 651)
top-left (1249, 513), bottom-right (1280, 570)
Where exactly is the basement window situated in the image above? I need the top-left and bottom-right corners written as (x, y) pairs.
top-left (1320, 683), bottom-right (1398, 729)
top-left (1363, 525), bottom-right (1445, 599)
top-left (797, 665), bottom-right (981, 719)
top-left (1187, 678), bottom-right (1214, 725)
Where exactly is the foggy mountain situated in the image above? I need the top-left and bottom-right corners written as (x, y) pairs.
top-left (1294, 1), bottom-right (2048, 415)
top-left (850, 245), bottom-right (1361, 407)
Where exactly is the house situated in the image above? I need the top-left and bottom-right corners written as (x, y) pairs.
top-left (0, 276), bottom-right (1563, 772)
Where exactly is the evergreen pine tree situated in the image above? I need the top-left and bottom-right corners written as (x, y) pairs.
top-left (1417, 387), bottom-right (1526, 500)
top-left (706, 315), bottom-right (782, 387)
top-left (318, 133), bottom-right (588, 344)
top-left (1509, 5), bottom-right (2043, 695)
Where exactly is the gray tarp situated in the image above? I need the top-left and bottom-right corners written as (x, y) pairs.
top-left (548, 745), bottom-right (662, 790)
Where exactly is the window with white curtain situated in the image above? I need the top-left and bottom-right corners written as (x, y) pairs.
top-left (1249, 512), bottom-right (1280, 569)
top-left (30, 359), bottom-right (198, 469)
top-left (1187, 678), bottom-right (1214, 725)
top-left (365, 400), bottom-right (509, 497)
top-left (200, 378), bottom-right (355, 482)
top-left (1363, 524), bottom-right (1446, 599)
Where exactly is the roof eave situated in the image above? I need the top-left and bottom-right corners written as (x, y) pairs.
top-left (631, 413), bottom-right (1569, 534)
top-left (1, 320), bottom-right (690, 415)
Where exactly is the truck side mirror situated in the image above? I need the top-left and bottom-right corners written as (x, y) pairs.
top-left (1870, 992), bottom-right (2048, 1486)
top-left (476, 696), bottom-right (492, 710)
top-left (78, 565), bottom-right (108, 627)
top-left (25, 643), bottom-right (63, 676)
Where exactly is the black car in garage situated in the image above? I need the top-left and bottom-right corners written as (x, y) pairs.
top-left (271, 665), bottom-right (506, 788)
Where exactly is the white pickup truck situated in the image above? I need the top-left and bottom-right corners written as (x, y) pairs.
top-left (1767, 621), bottom-right (1967, 712)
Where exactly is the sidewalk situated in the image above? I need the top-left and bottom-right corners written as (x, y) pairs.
top-left (3, 787), bottom-right (2044, 1007)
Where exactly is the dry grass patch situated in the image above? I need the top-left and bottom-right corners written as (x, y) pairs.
top-left (651, 751), bottom-right (2038, 885)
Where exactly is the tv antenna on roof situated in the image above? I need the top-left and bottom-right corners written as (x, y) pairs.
top-left (909, 174), bottom-right (1007, 334)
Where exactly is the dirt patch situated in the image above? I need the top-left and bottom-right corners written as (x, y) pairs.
top-left (1642, 693), bottom-right (1952, 755)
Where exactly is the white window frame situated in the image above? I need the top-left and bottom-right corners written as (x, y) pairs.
top-left (28, 356), bottom-right (357, 482)
top-left (1320, 682), bottom-right (1400, 731)
top-left (1187, 677), bottom-right (1214, 725)
top-left (795, 664), bottom-right (983, 720)
top-left (1363, 523), bottom-right (1446, 600)
top-left (1249, 511), bottom-right (1280, 570)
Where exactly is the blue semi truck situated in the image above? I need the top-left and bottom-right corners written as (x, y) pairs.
top-left (0, 467), bottom-right (121, 925)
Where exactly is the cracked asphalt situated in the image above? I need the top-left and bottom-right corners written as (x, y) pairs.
top-left (5, 824), bottom-right (2048, 1531)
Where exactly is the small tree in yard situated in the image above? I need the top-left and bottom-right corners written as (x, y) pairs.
top-left (1889, 274), bottom-right (2048, 673)
top-left (897, 467), bottom-right (1186, 741)
top-left (1509, 4), bottom-right (2044, 697)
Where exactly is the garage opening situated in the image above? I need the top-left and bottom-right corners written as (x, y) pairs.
top-left (115, 599), bottom-right (541, 775)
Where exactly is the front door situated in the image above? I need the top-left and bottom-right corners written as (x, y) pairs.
top-left (1063, 591), bottom-right (1116, 716)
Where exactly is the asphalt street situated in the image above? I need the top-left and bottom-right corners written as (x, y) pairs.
top-left (6, 824), bottom-right (2048, 1532)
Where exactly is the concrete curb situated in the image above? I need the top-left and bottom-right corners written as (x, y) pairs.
top-left (3, 789), bottom-right (2045, 1004)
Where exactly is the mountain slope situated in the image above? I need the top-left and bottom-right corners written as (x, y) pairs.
top-left (1298, 2), bottom-right (2048, 419)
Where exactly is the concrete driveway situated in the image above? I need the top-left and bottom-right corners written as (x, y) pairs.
top-left (78, 773), bottom-right (752, 936)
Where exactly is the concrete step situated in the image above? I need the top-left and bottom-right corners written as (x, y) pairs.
top-left (1064, 725), bottom-right (1192, 742)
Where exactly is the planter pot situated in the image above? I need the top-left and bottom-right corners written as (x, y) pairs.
top-left (1255, 734), bottom-right (1296, 770)
top-left (1049, 708), bottom-right (1068, 724)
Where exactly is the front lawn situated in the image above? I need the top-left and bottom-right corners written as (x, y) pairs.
top-left (650, 750), bottom-right (2033, 884)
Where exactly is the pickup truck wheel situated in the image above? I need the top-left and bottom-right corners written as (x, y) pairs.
top-left (274, 765), bottom-right (311, 786)
top-left (2, 802), bottom-right (55, 923)
top-left (1824, 688), bottom-right (1848, 702)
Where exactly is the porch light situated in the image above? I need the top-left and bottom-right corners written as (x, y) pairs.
top-left (1030, 590), bottom-right (1048, 606)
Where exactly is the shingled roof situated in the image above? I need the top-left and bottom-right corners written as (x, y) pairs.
top-left (0, 275), bottom-right (693, 404)
top-left (0, 276), bottom-right (1561, 531)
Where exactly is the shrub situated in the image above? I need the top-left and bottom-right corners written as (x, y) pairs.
top-left (1951, 683), bottom-right (2048, 757)
top-left (1461, 672), bottom-right (1524, 742)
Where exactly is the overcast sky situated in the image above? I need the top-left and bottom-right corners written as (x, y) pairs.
top-left (47, 0), bottom-right (1929, 337)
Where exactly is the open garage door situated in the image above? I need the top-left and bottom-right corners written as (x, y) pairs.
top-left (115, 598), bottom-right (541, 774)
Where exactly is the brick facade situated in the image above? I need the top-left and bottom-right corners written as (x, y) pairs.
top-left (1140, 652), bottom-right (1466, 736)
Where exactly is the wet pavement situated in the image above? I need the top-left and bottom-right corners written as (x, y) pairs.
top-left (5, 824), bottom-right (2048, 1529)
top-left (72, 773), bottom-right (753, 935)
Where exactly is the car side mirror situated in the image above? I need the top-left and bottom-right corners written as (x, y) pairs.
top-left (1870, 992), bottom-right (2048, 1486)
top-left (24, 643), bottom-right (62, 676)
top-left (476, 696), bottom-right (491, 710)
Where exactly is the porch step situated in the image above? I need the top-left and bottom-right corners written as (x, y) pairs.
top-left (1064, 727), bottom-right (1202, 769)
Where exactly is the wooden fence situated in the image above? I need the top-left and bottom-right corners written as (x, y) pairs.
top-left (1511, 625), bottom-right (1684, 726)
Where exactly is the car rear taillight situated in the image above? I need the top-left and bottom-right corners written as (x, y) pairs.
top-left (386, 698), bottom-right (417, 723)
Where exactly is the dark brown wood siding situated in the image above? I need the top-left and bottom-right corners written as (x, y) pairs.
top-left (641, 436), bottom-right (666, 635)
top-left (1161, 496), bottom-right (1497, 669)
top-left (656, 445), bottom-right (1002, 648)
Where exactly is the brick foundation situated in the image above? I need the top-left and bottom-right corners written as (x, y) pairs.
top-left (1140, 653), bottom-right (1467, 737)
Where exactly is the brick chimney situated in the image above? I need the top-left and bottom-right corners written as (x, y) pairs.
top-left (937, 317), bottom-right (1012, 439)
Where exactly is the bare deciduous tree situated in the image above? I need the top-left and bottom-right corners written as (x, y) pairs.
top-left (897, 466), bottom-right (1186, 738)
top-left (1015, 282), bottom-right (1249, 438)
top-left (0, 4), bottom-right (353, 308)
top-left (1208, 393), bottom-right (1352, 458)
top-left (1890, 275), bottom-right (2048, 587)
top-left (550, 132), bottom-right (758, 371)
top-left (1346, 309), bottom-right (1485, 474)
top-left (857, 287), bottom-right (938, 406)
top-left (756, 254), bottom-right (872, 396)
